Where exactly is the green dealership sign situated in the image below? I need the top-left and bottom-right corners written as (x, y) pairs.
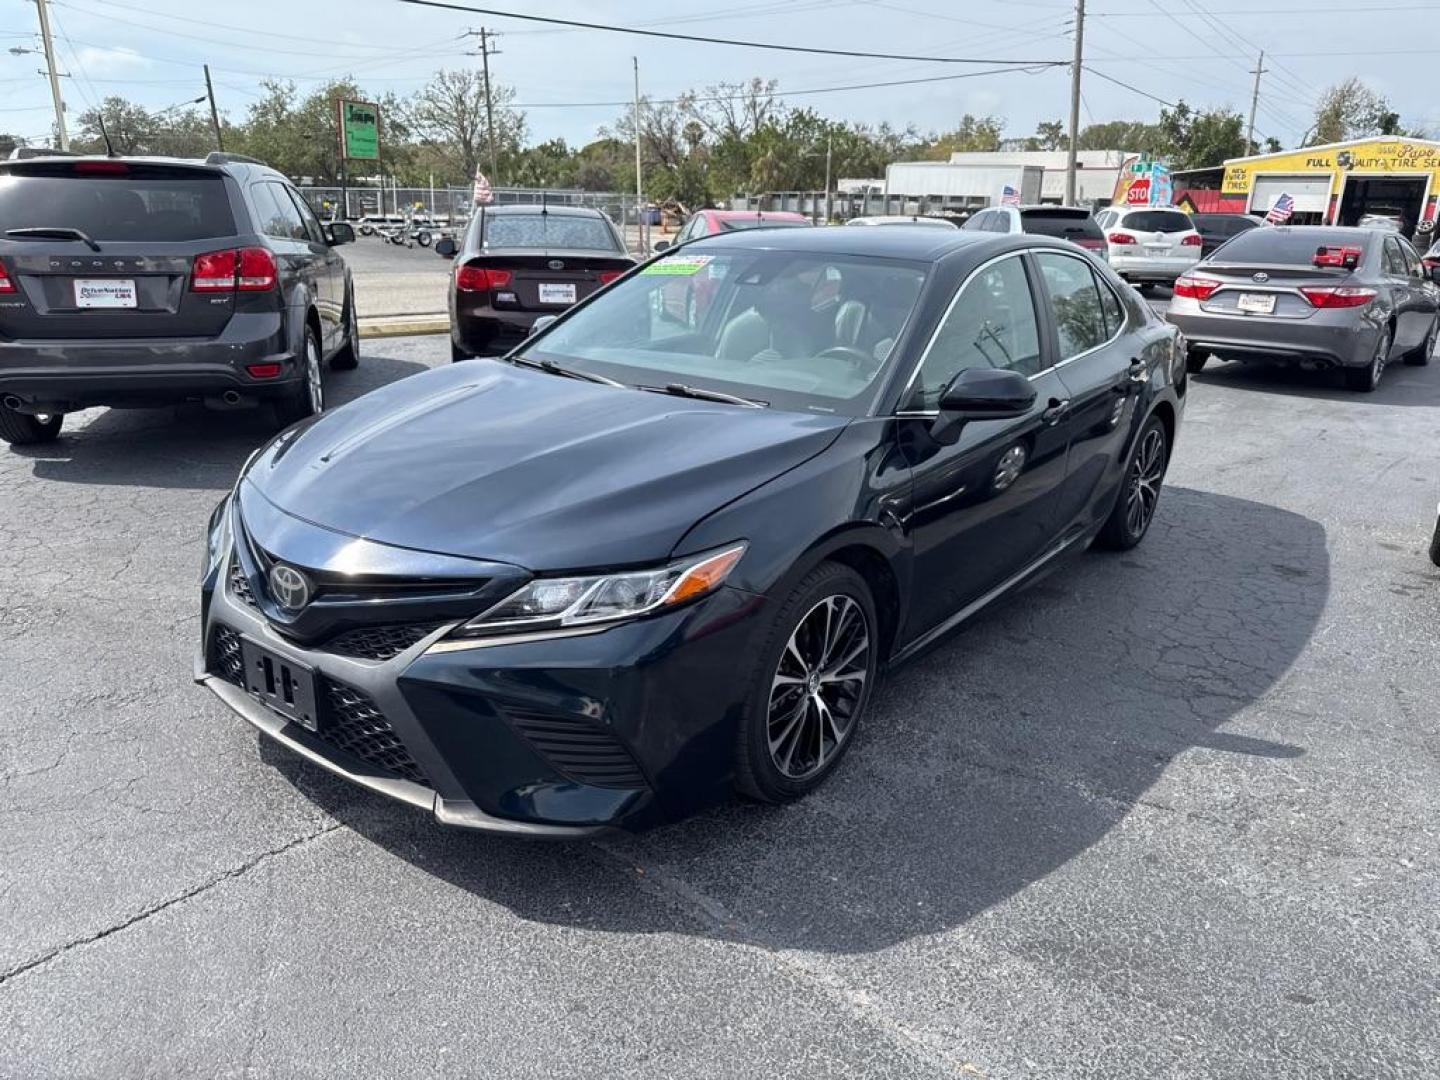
top-left (338, 100), bottom-right (379, 161)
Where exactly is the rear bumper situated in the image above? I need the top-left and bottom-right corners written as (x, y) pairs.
top-left (1110, 254), bottom-right (1199, 281)
top-left (1167, 304), bottom-right (1380, 367)
top-left (0, 312), bottom-right (300, 410)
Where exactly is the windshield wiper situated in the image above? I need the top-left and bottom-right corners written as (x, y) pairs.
top-left (6, 227), bottom-right (102, 252)
top-left (509, 354), bottom-right (625, 388)
top-left (644, 383), bottom-right (767, 408)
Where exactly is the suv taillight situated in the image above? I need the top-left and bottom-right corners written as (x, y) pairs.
top-left (191, 247), bottom-right (277, 292)
top-left (456, 264), bottom-right (512, 291)
top-left (1180, 234), bottom-right (1202, 247)
top-left (1108, 232), bottom-right (1137, 245)
top-left (0, 262), bottom-right (15, 294)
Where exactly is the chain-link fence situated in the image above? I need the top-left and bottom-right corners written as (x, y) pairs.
top-left (296, 184), bottom-right (651, 231)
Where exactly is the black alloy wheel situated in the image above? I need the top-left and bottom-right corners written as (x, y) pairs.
top-left (1346, 328), bottom-right (1390, 392)
top-left (1097, 415), bottom-right (1169, 550)
top-left (1405, 318), bottom-right (1436, 366)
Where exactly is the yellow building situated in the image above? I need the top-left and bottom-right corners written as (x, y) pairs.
top-left (1216, 137), bottom-right (1440, 230)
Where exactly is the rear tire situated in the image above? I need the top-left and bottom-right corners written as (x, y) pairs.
top-left (330, 289), bottom-right (360, 370)
top-left (1430, 516), bottom-right (1440, 568)
top-left (1185, 349), bottom-right (1210, 374)
top-left (1405, 318), bottom-right (1436, 366)
top-left (1096, 415), bottom-right (1169, 551)
top-left (274, 327), bottom-right (324, 427)
top-left (416, 231), bottom-right (432, 248)
top-left (1344, 328), bottom-right (1390, 392)
top-left (735, 562), bottom-right (878, 804)
top-left (450, 340), bottom-right (472, 363)
top-left (0, 406), bottom-right (62, 446)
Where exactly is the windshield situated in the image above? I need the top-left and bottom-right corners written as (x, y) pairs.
top-left (483, 213), bottom-right (619, 251)
top-left (716, 217), bottom-right (811, 233)
top-left (524, 249), bottom-right (928, 416)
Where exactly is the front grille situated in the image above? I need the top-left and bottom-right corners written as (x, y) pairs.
top-left (324, 623), bottom-right (443, 662)
top-left (504, 706), bottom-right (647, 789)
top-left (322, 680), bottom-right (430, 786)
top-left (210, 624), bottom-right (245, 687)
top-left (228, 557), bottom-right (259, 609)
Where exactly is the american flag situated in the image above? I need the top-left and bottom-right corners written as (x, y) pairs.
top-left (1000, 185), bottom-right (1021, 206)
top-left (472, 170), bottom-right (494, 206)
top-left (1265, 193), bottom-right (1294, 224)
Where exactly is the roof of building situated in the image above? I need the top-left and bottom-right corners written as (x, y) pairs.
top-left (1222, 136), bottom-right (1440, 165)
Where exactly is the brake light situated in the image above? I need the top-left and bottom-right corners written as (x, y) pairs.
top-left (0, 262), bottom-right (14, 294)
top-left (72, 160), bottom-right (130, 175)
top-left (246, 363), bottom-right (282, 379)
top-left (236, 247), bottom-right (276, 291)
top-left (1108, 232), bottom-right (1137, 245)
top-left (1423, 257), bottom-right (1440, 271)
top-left (191, 247), bottom-right (276, 292)
top-left (191, 249), bottom-right (238, 291)
top-left (1313, 245), bottom-right (1362, 269)
top-left (1180, 234), bottom-right (1202, 247)
top-left (1299, 286), bottom-right (1377, 309)
top-left (597, 269), bottom-right (625, 285)
top-left (455, 264), bottom-right (513, 292)
top-left (1173, 275), bottom-right (1222, 301)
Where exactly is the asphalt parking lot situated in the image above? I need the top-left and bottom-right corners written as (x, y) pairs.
top-left (3, 337), bottom-right (1438, 1078)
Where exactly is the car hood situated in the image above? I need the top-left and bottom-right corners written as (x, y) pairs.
top-left (244, 360), bottom-right (848, 570)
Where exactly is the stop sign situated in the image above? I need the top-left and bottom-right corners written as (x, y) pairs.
top-left (1125, 177), bottom-right (1152, 206)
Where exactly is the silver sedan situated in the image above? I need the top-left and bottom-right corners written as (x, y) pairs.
top-left (1167, 225), bottom-right (1440, 392)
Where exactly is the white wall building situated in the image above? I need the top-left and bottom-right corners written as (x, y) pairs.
top-left (884, 150), bottom-right (1137, 212)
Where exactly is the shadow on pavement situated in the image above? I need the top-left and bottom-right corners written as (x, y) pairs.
top-left (1195, 354), bottom-right (1440, 405)
top-left (6, 352), bottom-right (430, 489)
top-left (269, 485), bottom-right (1330, 953)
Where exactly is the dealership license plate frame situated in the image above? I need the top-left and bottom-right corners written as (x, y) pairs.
top-left (1238, 292), bottom-right (1277, 315)
top-left (73, 278), bottom-right (138, 309)
top-left (538, 282), bottom-right (577, 305)
top-left (240, 637), bottom-right (321, 732)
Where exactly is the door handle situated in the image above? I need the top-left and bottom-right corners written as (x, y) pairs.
top-left (1041, 397), bottom-right (1070, 424)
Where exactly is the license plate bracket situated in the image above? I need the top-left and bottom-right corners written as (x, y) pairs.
top-left (240, 638), bottom-right (320, 732)
top-left (538, 282), bottom-right (577, 305)
top-left (1238, 292), bottom-right (1276, 314)
top-left (73, 278), bottom-right (137, 309)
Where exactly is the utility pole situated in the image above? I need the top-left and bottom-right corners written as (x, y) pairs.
top-left (33, 0), bottom-right (68, 151)
top-left (203, 64), bottom-right (223, 151)
top-left (477, 28), bottom-right (500, 186)
top-left (1064, 0), bottom-right (1084, 205)
top-left (633, 56), bottom-right (646, 256)
top-left (823, 130), bottom-right (833, 224)
top-left (1246, 50), bottom-right (1267, 153)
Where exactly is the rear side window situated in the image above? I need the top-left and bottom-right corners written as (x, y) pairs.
top-left (0, 166), bottom-right (235, 241)
top-left (1022, 209), bottom-right (1104, 244)
top-left (1216, 229), bottom-right (1370, 266)
top-left (483, 214), bottom-right (619, 251)
top-left (249, 182), bottom-right (307, 241)
top-left (1382, 237), bottom-right (1406, 275)
top-left (1121, 210), bottom-right (1192, 233)
top-left (1035, 251), bottom-right (1112, 360)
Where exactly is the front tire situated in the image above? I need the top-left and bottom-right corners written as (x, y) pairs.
top-left (0, 406), bottom-right (62, 446)
top-left (330, 289), bottom-right (360, 370)
top-left (1096, 415), bottom-right (1169, 550)
top-left (1430, 516), bottom-right (1440, 568)
top-left (1185, 349), bottom-right (1210, 374)
top-left (735, 562), bottom-right (878, 804)
top-left (274, 327), bottom-right (324, 427)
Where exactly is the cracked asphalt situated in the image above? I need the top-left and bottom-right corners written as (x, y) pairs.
top-left (2, 337), bottom-right (1438, 1079)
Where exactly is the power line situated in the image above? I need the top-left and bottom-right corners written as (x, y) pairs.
top-left (393, 0), bottom-right (1066, 65)
top-left (1081, 65), bottom-right (1175, 108)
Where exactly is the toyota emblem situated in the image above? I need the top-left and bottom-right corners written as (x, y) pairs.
top-left (547, 259), bottom-right (565, 270)
top-left (1252, 271), bottom-right (1269, 283)
top-left (268, 564), bottom-right (313, 612)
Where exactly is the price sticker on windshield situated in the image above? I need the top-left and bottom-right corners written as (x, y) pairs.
top-left (642, 255), bottom-right (713, 276)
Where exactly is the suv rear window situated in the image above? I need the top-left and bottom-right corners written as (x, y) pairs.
top-left (482, 213), bottom-right (619, 251)
top-left (1121, 210), bottom-right (1192, 233)
top-left (1213, 229), bottom-right (1370, 266)
top-left (0, 165), bottom-right (235, 241)
top-left (1020, 209), bottom-right (1104, 243)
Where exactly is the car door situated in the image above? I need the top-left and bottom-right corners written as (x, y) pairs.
top-left (282, 185), bottom-right (345, 350)
top-left (1033, 249), bottom-right (1143, 535)
top-left (894, 251), bottom-right (1073, 641)
top-left (250, 181), bottom-right (326, 346)
top-left (1396, 236), bottom-right (1438, 346)
top-left (1379, 236), bottom-right (1420, 351)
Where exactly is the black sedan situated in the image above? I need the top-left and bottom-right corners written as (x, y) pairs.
top-left (435, 204), bottom-right (634, 360)
top-left (1190, 211), bottom-right (1261, 259)
top-left (198, 227), bottom-right (1186, 835)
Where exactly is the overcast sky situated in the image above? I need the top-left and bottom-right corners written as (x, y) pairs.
top-left (2, 0), bottom-right (1433, 154)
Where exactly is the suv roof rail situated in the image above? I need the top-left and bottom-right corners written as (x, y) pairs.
top-left (204, 151), bottom-right (267, 167)
top-left (8, 146), bottom-right (81, 159)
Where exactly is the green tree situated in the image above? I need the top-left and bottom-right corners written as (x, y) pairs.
top-left (1033, 119), bottom-right (1068, 151)
top-left (923, 114), bottom-right (1003, 158)
top-left (71, 97), bottom-right (217, 157)
top-left (1309, 78), bottom-right (1397, 145)
top-left (1076, 120), bottom-right (1164, 154)
top-left (406, 68), bottom-right (525, 184)
top-left (1156, 101), bottom-right (1247, 171)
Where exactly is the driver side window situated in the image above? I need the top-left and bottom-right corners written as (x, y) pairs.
top-left (903, 255), bottom-right (1042, 411)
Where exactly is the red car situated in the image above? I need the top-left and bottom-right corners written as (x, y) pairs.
top-left (655, 209), bottom-right (811, 252)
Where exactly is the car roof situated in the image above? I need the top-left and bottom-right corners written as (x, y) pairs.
top-left (0, 152), bottom-right (289, 182)
top-left (684, 223), bottom-right (1033, 261)
top-left (480, 203), bottom-right (609, 218)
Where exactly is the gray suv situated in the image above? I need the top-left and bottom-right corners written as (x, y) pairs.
top-left (0, 152), bottom-right (358, 444)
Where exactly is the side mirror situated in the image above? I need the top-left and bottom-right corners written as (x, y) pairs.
top-left (530, 314), bottom-right (559, 334)
top-left (325, 222), bottom-right (355, 246)
top-left (930, 367), bottom-right (1037, 445)
top-left (653, 239), bottom-right (671, 252)
top-left (1429, 264), bottom-right (1440, 285)
top-left (435, 237), bottom-right (457, 259)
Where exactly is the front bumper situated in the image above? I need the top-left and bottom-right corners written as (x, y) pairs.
top-left (0, 312), bottom-right (301, 411)
top-left (198, 545), bottom-right (769, 835)
top-left (1166, 303), bottom-right (1380, 367)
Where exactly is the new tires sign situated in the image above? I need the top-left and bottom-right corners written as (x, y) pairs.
top-left (338, 100), bottom-right (380, 161)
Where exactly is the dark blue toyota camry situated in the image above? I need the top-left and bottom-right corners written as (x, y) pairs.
top-left (198, 225), bottom-right (1186, 836)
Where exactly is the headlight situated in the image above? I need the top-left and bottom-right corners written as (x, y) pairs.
top-left (203, 494), bottom-right (231, 579)
top-left (456, 543), bottom-right (746, 637)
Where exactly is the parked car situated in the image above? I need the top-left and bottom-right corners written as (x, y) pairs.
top-left (962, 205), bottom-right (1108, 261)
top-left (845, 215), bottom-right (957, 228)
top-left (655, 209), bottom-right (810, 252)
top-left (1167, 225), bottom-right (1439, 391)
top-left (198, 226), bottom-right (1186, 835)
top-left (0, 151), bottom-right (357, 445)
top-left (435, 204), bottom-right (634, 360)
top-left (1190, 212), bottom-right (1262, 258)
top-left (1093, 207), bottom-right (1201, 287)
top-left (1431, 506), bottom-right (1440, 567)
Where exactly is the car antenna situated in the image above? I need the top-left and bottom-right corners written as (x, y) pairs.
top-left (95, 115), bottom-right (117, 158)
